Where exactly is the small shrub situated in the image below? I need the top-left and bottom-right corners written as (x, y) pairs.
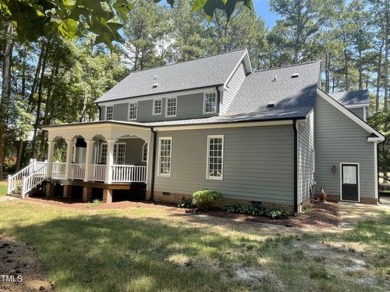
top-left (192, 189), bottom-right (222, 210)
top-left (88, 199), bottom-right (103, 207)
top-left (224, 203), bottom-right (288, 219)
top-left (177, 197), bottom-right (193, 208)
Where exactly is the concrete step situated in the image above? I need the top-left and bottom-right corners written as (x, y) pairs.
top-left (6, 193), bottom-right (22, 199)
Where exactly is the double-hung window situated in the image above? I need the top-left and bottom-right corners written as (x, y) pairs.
top-left (106, 106), bottom-right (113, 120)
top-left (142, 143), bottom-right (148, 162)
top-left (128, 103), bottom-right (137, 120)
top-left (158, 138), bottom-right (172, 176)
top-left (100, 143), bottom-right (126, 165)
top-left (153, 100), bottom-right (162, 115)
top-left (207, 135), bottom-right (224, 180)
top-left (166, 98), bottom-right (177, 117)
top-left (204, 93), bottom-right (217, 114)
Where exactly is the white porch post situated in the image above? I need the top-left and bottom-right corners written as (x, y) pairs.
top-left (65, 140), bottom-right (74, 179)
top-left (46, 141), bottom-right (55, 178)
top-left (104, 139), bottom-right (115, 184)
top-left (84, 140), bottom-right (94, 182)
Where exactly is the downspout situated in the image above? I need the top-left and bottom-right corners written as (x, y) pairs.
top-left (293, 120), bottom-right (298, 213)
top-left (150, 127), bottom-right (157, 201)
top-left (216, 85), bottom-right (221, 113)
top-left (97, 105), bottom-right (102, 120)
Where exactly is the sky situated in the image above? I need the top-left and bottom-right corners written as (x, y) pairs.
top-left (254, 0), bottom-right (279, 29)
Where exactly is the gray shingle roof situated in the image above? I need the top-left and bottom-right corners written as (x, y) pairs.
top-left (226, 61), bottom-right (321, 120)
top-left (330, 90), bottom-right (369, 106)
top-left (95, 49), bottom-right (248, 103)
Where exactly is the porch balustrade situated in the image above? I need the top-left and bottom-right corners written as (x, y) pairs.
top-left (51, 162), bottom-right (146, 183)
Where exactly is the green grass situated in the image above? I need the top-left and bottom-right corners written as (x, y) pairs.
top-left (0, 182), bottom-right (7, 195)
top-left (0, 201), bottom-right (389, 291)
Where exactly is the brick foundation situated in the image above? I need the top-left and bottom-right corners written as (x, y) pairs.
top-left (45, 182), bottom-right (54, 198)
top-left (63, 185), bottom-right (72, 198)
top-left (103, 189), bottom-right (112, 203)
top-left (153, 191), bottom-right (295, 214)
top-left (82, 187), bottom-right (92, 202)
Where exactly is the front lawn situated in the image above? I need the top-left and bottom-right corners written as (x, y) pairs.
top-left (0, 200), bottom-right (389, 291)
top-left (0, 181), bottom-right (7, 196)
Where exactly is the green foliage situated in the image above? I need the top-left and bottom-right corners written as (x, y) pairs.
top-left (192, 189), bottom-right (222, 210)
top-left (225, 203), bottom-right (289, 219)
top-left (177, 196), bottom-right (194, 208)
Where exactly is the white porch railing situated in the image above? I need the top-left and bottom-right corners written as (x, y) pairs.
top-left (21, 163), bottom-right (48, 198)
top-left (7, 160), bottom-right (46, 195)
top-left (89, 164), bottom-right (106, 181)
top-left (52, 162), bottom-right (66, 179)
top-left (112, 165), bottom-right (147, 183)
top-left (71, 163), bottom-right (85, 180)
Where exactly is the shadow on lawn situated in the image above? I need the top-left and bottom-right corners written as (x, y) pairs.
top-left (2, 215), bottom-right (272, 291)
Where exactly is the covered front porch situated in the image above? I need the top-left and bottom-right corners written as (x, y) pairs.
top-left (43, 121), bottom-right (154, 201)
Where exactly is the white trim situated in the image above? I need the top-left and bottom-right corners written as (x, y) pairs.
top-left (98, 87), bottom-right (217, 106)
top-left (374, 142), bottom-right (379, 200)
top-left (128, 102), bottom-right (138, 121)
top-left (157, 137), bottom-right (172, 177)
top-left (206, 135), bottom-right (224, 180)
top-left (203, 92), bottom-right (217, 114)
top-left (363, 107), bottom-right (367, 121)
top-left (340, 162), bottom-right (360, 202)
top-left (317, 89), bottom-right (384, 142)
top-left (106, 106), bottom-right (113, 120)
top-left (165, 97), bottom-right (177, 118)
top-left (153, 99), bottom-right (162, 115)
top-left (153, 120), bottom-right (294, 132)
top-left (345, 104), bottom-right (370, 109)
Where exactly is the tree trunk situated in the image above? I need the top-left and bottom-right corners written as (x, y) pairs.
top-left (0, 23), bottom-right (14, 179)
top-left (384, 37), bottom-right (389, 111)
top-left (376, 41), bottom-right (384, 113)
top-left (16, 141), bottom-right (24, 171)
top-left (325, 52), bottom-right (331, 93)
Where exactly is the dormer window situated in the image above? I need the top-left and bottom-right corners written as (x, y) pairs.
top-left (128, 102), bottom-right (137, 120)
top-left (204, 92), bottom-right (217, 114)
top-left (106, 106), bottom-right (113, 120)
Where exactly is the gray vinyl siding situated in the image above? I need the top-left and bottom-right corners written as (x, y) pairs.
top-left (349, 107), bottom-right (365, 120)
top-left (118, 138), bottom-right (146, 166)
top-left (314, 94), bottom-right (375, 199)
top-left (221, 62), bottom-right (246, 114)
top-left (155, 125), bottom-right (295, 205)
top-left (297, 111), bottom-right (314, 205)
top-left (137, 99), bottom-right (166, 122)
top-left (113, 103), bottom-right (128, 121)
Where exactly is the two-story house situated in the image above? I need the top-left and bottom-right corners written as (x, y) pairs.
top-left (8, 49), bottom-right (384, 213)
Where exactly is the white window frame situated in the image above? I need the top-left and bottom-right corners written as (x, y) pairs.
top-left (165, 97), bottom-right (177, 117)
top-left (203, 92), bottom-right (217, 114)
top-left (128, 102), bottom-right (137, 120)
top-left (100, 142), bottom-right (126, 165)
top-left (158, 137), bottom-right (172, 177)
top-left (206, 135), bottom-right (224, 180)
top-left (106, 106), bottom-right (113, 120)
top-left (153, 99), bottom-right (162, 115)
top-left (142, 143), bottom-right (148, 162)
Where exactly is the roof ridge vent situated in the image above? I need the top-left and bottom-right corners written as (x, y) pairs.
top-left (272, 74), bottom-right (277, 82)
top-left (291, 73), bottom-right (300, 78)
top-left (152, 83), bottom-right (159, 88)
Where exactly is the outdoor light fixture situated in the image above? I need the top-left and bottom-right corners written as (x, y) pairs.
top-left (331, 165), bottom-right (337, 174)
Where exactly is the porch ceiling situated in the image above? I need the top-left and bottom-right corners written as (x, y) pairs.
top-left (43, 121), bottom-right (152, 142)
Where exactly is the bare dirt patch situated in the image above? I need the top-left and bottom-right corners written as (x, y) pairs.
top-left (0, 235), bottom-right (53, 292)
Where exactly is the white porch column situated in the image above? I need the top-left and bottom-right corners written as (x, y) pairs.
top-left (65, 140), bottom-right (74, 179)
top-left (46, 141), bottom-right (55, 178)
top-left (84, 140), bottom-right (94, 182)
top-left (104, 139), bottom-right (115, 184)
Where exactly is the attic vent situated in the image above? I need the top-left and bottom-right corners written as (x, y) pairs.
top-left (266, 102), bottom-right (276, 108)
top-left (152, 83), bottom-right (159, 88)
top-left (291, 73), bottom-right (300, 78)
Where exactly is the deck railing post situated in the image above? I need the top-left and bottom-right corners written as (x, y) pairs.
top-left (7, 175), bottom-right (11, 194)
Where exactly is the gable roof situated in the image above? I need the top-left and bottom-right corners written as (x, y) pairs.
top-left (226, 62), bottom-right (321, 120)
top-left (330, 90), bottom-right (370, 107)
top-left (317, 89), bottom-right (384, 142)
top-left (95, 49), bottom-right (250, 103)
